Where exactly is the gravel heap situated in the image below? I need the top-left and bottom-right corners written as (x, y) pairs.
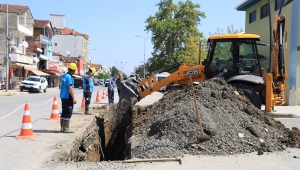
top-left (129, 78), bottom-right (300, 158)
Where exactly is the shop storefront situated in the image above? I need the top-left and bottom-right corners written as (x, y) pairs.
top-left (45, 61), bottom-right (61, 87)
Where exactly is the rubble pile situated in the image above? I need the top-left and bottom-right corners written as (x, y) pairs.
top-left (129, 79), bottom-right (300, 158)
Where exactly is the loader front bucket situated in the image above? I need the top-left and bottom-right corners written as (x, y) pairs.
top-left (116, 77), bottom-right (142, 109)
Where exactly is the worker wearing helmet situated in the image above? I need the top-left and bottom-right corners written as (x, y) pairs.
top-left (60, 63), bottom-right (77, 133)
top-left (83, 67), bottom-right (96, 115)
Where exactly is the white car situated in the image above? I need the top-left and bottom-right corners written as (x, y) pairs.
top-left (20, 76), bottom-right (48, 92)
top-left (155, 72), bottom-right (171, 91)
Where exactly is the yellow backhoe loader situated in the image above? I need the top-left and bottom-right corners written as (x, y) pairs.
top-left (117, 1), bottom-right (287, 113)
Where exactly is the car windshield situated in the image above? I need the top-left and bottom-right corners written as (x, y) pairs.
top-left (25, 77), bottom-right (40, 82)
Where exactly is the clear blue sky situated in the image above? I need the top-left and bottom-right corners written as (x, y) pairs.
top-left (8, 0), bottom-right (245, 76)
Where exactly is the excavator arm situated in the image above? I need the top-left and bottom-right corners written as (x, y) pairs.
top-left (265, 0), bottom-right (287, 112)
top-left (117, 62), bottom-right (206, 109)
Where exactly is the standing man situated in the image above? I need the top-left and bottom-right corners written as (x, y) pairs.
top-left (60, 63), bottom-right (77, 133)
top-left (83, 67), bottom-right (96, 115)
top-left (108, 75), bottom-right (117, 103)
top-left (116, 72), bottom-right (123, 96)
top-left (52, 77), bottom-right (57, 87)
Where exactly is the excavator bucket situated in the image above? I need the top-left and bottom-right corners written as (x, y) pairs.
top-left (116, 76), bottom-right (145, 109)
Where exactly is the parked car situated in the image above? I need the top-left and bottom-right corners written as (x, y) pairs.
top-left (99, 79), bottom-right (104, 85)
top-left (104, 79), bottom-right (110, 87)
top-left (74, 78), bottom-right (83, 89)
top-left (20, 76), bottom-right (48, 92)
top-left (155, 72), bottom-right (171, 91)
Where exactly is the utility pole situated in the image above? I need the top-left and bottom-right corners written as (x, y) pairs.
top-left (135, 34), bottom-right (154, 78)
top-left (5, 1), bottom-right (9, 92)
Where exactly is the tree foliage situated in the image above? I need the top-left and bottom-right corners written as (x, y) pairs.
top-left (145, 0), bottom-right (206, 73)
top-left (209, 24), bottom-right (244, 36)
top-left (208, 24), bottom-right (245, 61)
top-left (135, 66), bottom-right (144, 77)
top-left (98, 72), bottom-right (110, 80)
top-left (111, 66), bottom-right (119, 77)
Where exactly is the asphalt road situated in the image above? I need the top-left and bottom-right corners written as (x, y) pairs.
top-left (0, 86), bottom-right (111, 138)
top-left (0, 85), bottom-right (115, 170)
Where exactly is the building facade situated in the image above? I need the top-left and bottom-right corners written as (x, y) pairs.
top-left (236, 0), bottom-right (299, 105)
top-left (0, 4), bottom-right (37, 89)
top-left (50, 14), bottom-right (90, 72)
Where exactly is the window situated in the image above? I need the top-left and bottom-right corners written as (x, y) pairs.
top-left (260, 3), bottom-right (269, 19)
top-left (55, 43), bottom-right (57, 46)
top-left (275, 0), bottom-right (284, 11)
top-left (238, 40), bottom-right (260, 75)
top-left (249, 10), bottom-right (256, 23)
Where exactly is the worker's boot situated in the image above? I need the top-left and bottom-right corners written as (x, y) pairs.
top-left (62, 120), bottom-right (74, 133)
top-left (84, 105), bottom-right (92, 115)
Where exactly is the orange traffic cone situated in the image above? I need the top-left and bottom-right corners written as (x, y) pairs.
top-left (102, 90), bottom-right (106, 99)
top-left (95, 90), bottom-right (101, 103)
top-left (49, 96), bottom-right (60, 120)
top-left (15, 103), bottom-right (37, 139)
top-left (81, 97), bottom-right (85, 109)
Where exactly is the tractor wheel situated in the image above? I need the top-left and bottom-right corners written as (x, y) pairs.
top-left (231, 83), bottom-right (261, 109)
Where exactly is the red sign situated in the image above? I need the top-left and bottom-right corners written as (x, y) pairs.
top-left (297, 46), bottom-right (300, 51)
top-left (48, 61), bottom-right (58, 71)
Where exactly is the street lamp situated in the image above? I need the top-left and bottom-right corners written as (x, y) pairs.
top-left (135, 34), bottom-right (154, 78)
top-left (120, 61), bottom-right (127, 73)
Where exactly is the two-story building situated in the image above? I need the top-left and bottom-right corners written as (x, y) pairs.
top-left (50, 14), bottom-right (90, 73)
top-left (25, 19), bottom-right (65, 87)
top-left (0, 4), bottom-right (42, 89)
top-left (236, 0), bottom-right (299, 105)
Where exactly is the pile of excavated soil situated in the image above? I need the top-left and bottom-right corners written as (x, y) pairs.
top-left (128, 78), bottom-right (300, 159)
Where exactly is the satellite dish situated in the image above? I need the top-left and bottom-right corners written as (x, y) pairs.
top-left (66, 51), bottom-right (70, 55)
top-left (22, 41), bottom-right (28, 48)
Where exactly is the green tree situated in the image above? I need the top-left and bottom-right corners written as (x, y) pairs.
top-left (145, 0), bottom-right (206, 73)
top-left (177, 36), bottom-right (208, 65)
top-left (208, 24), bottom-right (244, 36)
top-left (122, 73), bottom-right (128, 79)
top-left (111, 66), bottom-right (119, 77)
top-left (98, 72), bottom-right (110, 80)
top-left (208, 25), bottom-right (245, 61)
top-left (135, 66), bottom-right (144, 77)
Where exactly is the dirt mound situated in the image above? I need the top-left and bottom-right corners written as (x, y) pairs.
top-left (129, 79), bottom-right (300, 158)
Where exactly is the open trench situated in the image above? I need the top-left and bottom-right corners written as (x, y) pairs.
top-left (54, 104), bottom-right (134, 162)
top-left (52, 79), bottom-right (300, 162)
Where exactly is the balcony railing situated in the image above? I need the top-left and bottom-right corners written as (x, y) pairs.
top-left (19, 21), bottom-right (33, 30)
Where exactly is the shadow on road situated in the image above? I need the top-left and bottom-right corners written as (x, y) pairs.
top-left (33, 129), bottom-right (60, 133)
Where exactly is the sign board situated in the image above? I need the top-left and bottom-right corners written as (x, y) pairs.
top-left (47, 61), bottom-right (59, 71)
top-left (41, 35), bottom-right (49, 44)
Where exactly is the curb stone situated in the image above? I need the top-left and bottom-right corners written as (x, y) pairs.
top-left (0, 88), bottom-right (59, 96)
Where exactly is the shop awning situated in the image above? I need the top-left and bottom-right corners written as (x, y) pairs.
top-left (72, 75), bottom-right (82, 78)
top-left (13, 63), bottom-right (37, 70)
top-left (45, 70), bottom-right (62, 76)
top-left (29, 70), bottom-right (49, 76)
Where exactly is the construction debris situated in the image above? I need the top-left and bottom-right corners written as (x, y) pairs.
top-left (127, 79), bottom-right (300, 159)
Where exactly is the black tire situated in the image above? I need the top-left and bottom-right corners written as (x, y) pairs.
top-left (20, 87), bottom-right (23, 92)
top-left (44, 88), bottom-right (47, 93)
top-left (231, 83), bottom-right (261, 109)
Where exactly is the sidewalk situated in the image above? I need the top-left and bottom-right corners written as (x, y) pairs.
top-left (0, 87), bottom-right (60, 96)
